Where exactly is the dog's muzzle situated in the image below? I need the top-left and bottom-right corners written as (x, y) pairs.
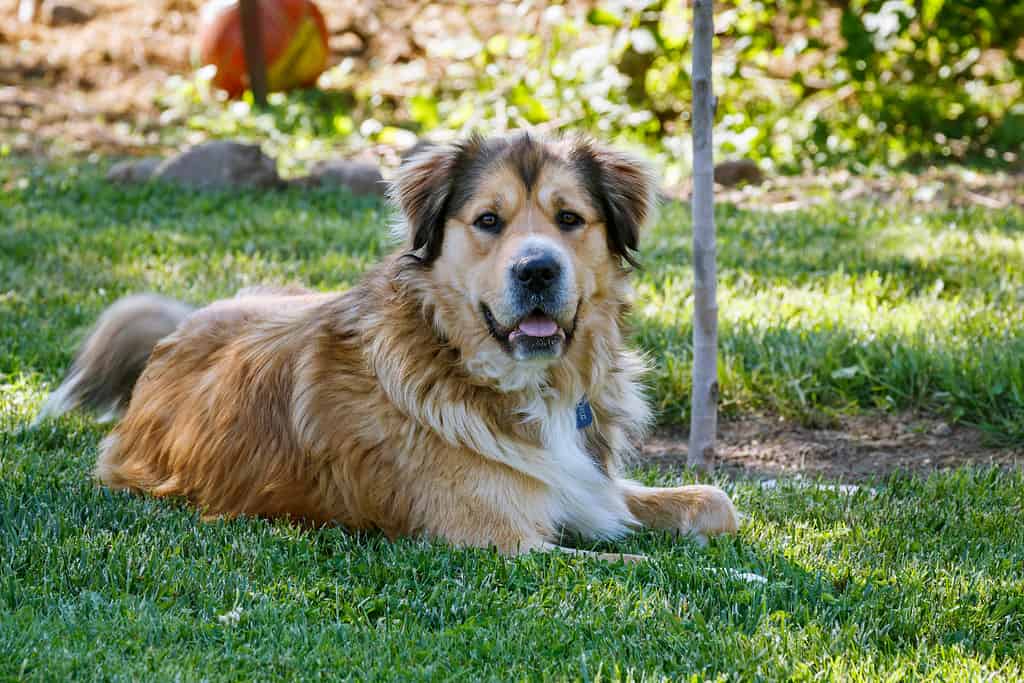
top-left (482, 245), bottom-right (576, 361)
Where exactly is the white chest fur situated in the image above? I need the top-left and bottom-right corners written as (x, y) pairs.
top-left (519, 393), bottom-right (637, 540)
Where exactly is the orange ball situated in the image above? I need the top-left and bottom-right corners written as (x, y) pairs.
top-left (197, 0), bottom-right (329, 98)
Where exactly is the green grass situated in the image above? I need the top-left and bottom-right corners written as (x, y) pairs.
top-left (2, 162), bottom-right (1023, 680)
top-left (637, 201), bottom-right (1024, 442)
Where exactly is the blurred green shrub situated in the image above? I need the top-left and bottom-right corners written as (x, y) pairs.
top-left (159, 0), bottom-right (1023, 174)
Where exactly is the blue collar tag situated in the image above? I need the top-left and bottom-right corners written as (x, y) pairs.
top-left (575, 397), bottom-right (594, 430)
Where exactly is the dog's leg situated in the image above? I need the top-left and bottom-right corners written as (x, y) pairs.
top-left (441, 527), bottom-right (647, 563)
top-left (234, 284), bottom-right (313, 298)
top-left (621, 482), bottom-right (738, 544)
top-left (536, 542), bottom-right (647, 564)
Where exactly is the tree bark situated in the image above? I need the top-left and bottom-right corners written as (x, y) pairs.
top-left (239, 0), bottom-right (269, 108)
top-left (688, 0), bottom-right (718, 469)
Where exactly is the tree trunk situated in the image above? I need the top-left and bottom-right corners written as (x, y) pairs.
top-left (239, 0), bottom-right (269, 108)
top-left (688, 0), bottom-right (718, 469)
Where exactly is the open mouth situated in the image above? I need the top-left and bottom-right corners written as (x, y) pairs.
top-left (481, 303), bottom-right (574, 356)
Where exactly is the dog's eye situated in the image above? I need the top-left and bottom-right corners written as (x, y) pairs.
top-left (473, 212), bottom-right (502, 233)
top-left (556, 211), bottom-right (585, 229)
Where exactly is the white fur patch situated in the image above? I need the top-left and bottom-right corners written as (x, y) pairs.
top-left (33, 371), bottom-right (121, 427)
top-left (464, 348), bottom-right (551, 393)
top-left (32, 371), bottom-right (81, 426)
top-left (518, 391), bottom-right (637, 540)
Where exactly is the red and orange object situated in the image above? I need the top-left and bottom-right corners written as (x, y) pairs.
top-left (197, 0), bottom-right (329, 98)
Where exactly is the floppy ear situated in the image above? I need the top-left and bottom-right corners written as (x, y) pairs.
top-left (571, 140), bottom-right (657, 268)
top-left (388, 142), bottom-right (458, 265)
top-left (389, 135), bottom-right (491, 265)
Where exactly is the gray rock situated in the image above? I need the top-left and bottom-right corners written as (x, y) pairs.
top-left (303, 159), bottom-right (385, 196)
top-left (106, 157), bottom-right (162, 184)
top-left (41, 0), bottom-right (95, 26)
top-left (153, 141), bottom-right (280, 191)
top-left (714, 159), bottom-right (764, 187)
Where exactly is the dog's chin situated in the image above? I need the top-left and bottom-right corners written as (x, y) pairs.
top-left (509, 331), bottom-right (564, 362)
top-left (481, 303), bottom-right (572, 362)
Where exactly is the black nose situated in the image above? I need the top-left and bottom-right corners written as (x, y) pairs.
top-left (513, 252), bottom-right (562, 293)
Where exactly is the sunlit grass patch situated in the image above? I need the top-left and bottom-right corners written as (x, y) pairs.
top-left (637, 201), bottom-right (1024, 441)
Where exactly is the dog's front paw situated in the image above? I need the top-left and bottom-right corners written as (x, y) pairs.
top-left (625, 483), bottom-right (739, 545)
top-left (678, 485), bottom-right (738, 545)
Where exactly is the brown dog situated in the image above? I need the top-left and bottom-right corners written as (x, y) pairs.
top-left (38, 134), bottom-right (737, 559)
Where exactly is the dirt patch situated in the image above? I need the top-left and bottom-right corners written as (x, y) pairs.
top-left (2, 0), bottom-right (196, 154)
top-left (642, 413), bottom-right (1023, 481)
top-left (0, 0), bottom-right (537, 156)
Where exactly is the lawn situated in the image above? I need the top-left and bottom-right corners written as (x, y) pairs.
top-left (2, 162), bottom-right (1023, 680)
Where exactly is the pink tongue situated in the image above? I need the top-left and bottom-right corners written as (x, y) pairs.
top-left (517, 315), bottom-right (558, 337)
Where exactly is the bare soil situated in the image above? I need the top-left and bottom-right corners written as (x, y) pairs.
top-left (0, 0), bottom-right (554, 155)
top-left (2, 0), bottom-right (196, 155)
top-left (643, 413), bottom-right (1023, 481)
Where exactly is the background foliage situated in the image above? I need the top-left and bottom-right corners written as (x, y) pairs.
top-left (161, 0), bottom-right (1024, 176)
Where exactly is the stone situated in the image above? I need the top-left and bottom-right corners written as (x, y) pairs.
top-left (303, 159), bottom-right (385, 196)
top-left (106, 157), bottom-right (162, 184)
top-left (713, 159), bottom-right (764, 187)
top-left (41, 0), bottom-right (95, 26)
top-left (153, 141), bottom-right (280, 191)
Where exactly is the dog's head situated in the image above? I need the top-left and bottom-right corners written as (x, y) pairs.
top-left (390, 134), bottom-right (655, 386)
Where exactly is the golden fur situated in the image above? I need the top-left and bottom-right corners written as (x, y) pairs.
top-left (42, 134), bottom-right (738, 559)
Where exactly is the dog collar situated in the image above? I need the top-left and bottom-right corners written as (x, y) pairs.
top-left (575, 397), bottom-right (594, 430)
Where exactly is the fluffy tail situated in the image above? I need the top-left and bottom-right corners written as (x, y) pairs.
top-left (34, 294), bottom-right (194, 425)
